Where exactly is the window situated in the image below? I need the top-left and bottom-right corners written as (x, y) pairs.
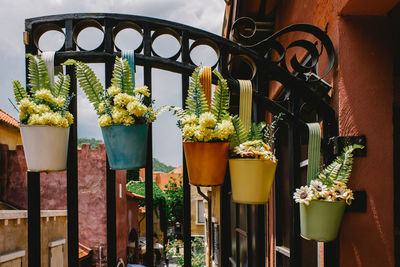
top-left (197, 200), bottom-right (205, 224)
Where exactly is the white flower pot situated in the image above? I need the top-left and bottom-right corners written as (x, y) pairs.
top-left (20, 125), bottom-right (69, 172)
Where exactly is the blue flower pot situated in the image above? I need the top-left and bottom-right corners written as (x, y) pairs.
top-left (101, 124), bottom-right (148, 170)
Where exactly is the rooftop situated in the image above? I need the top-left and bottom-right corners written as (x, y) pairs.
top-left (0, 108), bottom-right (19, 129)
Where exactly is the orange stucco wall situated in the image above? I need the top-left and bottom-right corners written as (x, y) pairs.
top-left (0, 123), bottom-right (21, 150)
top-left (274, 0), bottom-right (395, 265)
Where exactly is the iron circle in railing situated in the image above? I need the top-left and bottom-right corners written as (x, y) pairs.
top-left (32, 23), bottom-right (65, 52)
top-left (72, 19), bottom-right (105, 51)
top-left (230, 17), bottom-right (257, 44)
top-left (151, 27), bottom-right (181, 61)
top-left (227, 54), bottom-right (257, 81)
top-left (112, 21), bottom-right (144, 53)
top-left (189, 38), bottom-right (220, 69)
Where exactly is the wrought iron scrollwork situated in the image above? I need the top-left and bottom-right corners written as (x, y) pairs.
top-left (231, 17), bottom-right (335, 81)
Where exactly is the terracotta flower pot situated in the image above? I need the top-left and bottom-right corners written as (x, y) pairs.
top-left (229, 158), bottom-right (277, 204)
top-left (20, 125), bottom-right (70, 172)
top-left (101, 124), bottom-right (148, 170)
top-left (183, 142), bottom-right (230, 186)
top-left (300, 199), bottom-right (346, 242)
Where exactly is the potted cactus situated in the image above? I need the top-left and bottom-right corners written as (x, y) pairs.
top-left (293, 144), bottom-right (364, 242)
top-left (64, 57), bottom-right (165, 170)
top-left (171, 66), bottom-right (234, 186)
top-left (228, 114), bottom-right (282, 204)
top-left (11, 54), bottom-right (74, 172)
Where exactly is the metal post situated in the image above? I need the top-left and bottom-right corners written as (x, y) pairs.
top-left (288, 89), bottom-right (302, 266)
top-left (27, 172), bottom-right (41, 267)
top-left (65, 18), bottom-right (79, 267)
top-left (143, 24), bottom-right (155, 267)
top-left (104, 18), bottom-right (117, 267)
top-left (181, 30), bottom-right (192, 267)
top-left (106, 162), bottom-right (117, 266)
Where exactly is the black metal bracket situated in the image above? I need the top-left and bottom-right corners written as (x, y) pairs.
top-left (197, 186), bottom-right (211, 202)
top-left (346, 190), bottom-right (367, 213)
top-left (328, 135), bottom-right (367, 157)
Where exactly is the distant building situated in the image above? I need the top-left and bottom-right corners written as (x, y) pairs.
top-left (0, 108), bottom-right (21, 150)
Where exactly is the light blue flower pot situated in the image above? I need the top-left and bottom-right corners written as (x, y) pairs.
top-left (101, 124), bottom-right (148, 170)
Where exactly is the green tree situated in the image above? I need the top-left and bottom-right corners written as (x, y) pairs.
top-left (153, 158), bottom-right (175, 173)
top-left (164, 175), bottom-right (184, 226)
top-left (78, 137), bottom-right (102, 149)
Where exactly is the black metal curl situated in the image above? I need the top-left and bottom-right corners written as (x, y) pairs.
top-left (232, 20), bottom-right (335, 81)
top-left (251, 23), bottom-right (335, 80)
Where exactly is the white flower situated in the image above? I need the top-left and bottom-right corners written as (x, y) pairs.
top-left (293, 186), bottom-right (314, 205)
top-left (342, 189), bottom-right (354, 205)
top-left (330, 184), bottom-right (346, 200)
top-left (310, 180), bottom-right (328, 197)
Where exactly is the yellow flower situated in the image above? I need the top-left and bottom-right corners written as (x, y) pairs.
top-left (133, 86), bottom-right (150, 97)
top-left (147, 107), bottom-right (156, 123)
top-left (199, 112), bottom-right (216, 128)
top-left (182, 124), bottom-right (196, 141)
top-left (65, 111), bottom-right (74, 126)
top-left (98, 114), bottom-right (113, 127)
top-left (194, 126), bottom-right (213, 142)
top-left (112, 107), bottom-right (130, 124)
top-left (107, 86), bottom-right (121, 97)
top-left (214, 119), bottom-right (234, 140)
top-left (37, 104), bottom-right (50, 114)
top-left (55, 96), bottom-right (66, 108)
top-left (19, 98), bottom-right (38, 114)
top-left (122, 115), bottom-right (135, 126)
top-left (113, 93), bottom-right (136, 107)
top-left (99, 103), bottom-right (106, 113)
top-left (19, 111), bottom-right (27, 121)
top-left (35, 89), bottom-right (56, 104)
top-left (181, 114), bottom-right (198, 126)
top-left (126, 101), bottom-right (148, 117)
top-left (28, 114), bottom-right (42, 125)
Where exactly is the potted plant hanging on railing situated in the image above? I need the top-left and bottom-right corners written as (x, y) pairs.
top-left (10, 54), bottom-right (74, 172)
top-left (170, 66), bottom-right (234, 186)
top-left (228, 114), bottom-right (282, 204)
top-left (64, 57), bottom-right (165, 170)
top-left (293, 144), bottom-right (364, 242)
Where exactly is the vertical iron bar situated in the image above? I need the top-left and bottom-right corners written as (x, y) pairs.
top-left (274, 128), bottom-right (283, 266)
top-left (235, 204), bottom-right (240, 265)
top-left (219, 46), bottom-right (232, 266)
top-left (143, 24), bottom-right (154, 267)
top-left (106, 162), bottom-right (116, 267)
top-left (220, 171), bottom-right (231, 266)
top-left (255, 205), bottom-right (266, 267)
top-left (288, 89), bottom-right (302, 266)
top-left (104, 17), bottom-right (117, 267)
top-left (247, 205), bottom-right (253, 267)
top-left (65, 18), bottom-right (79, 267)
top-left (27, 172), bottom-right (41, 267)
top-left (181, 30), bottom-right (192, 267)
top-left (322, 91), bottom-right (339, 267)
top-left (25, 23), bottom-right (42, 267)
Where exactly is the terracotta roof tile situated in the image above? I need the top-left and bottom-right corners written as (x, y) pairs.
top-left (0, 109), bottom-right (19, 129)
top-left (79, 243), bottom-right (92, 260)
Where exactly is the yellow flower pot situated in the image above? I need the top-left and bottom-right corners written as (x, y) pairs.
top-left (229, 158), bottom-right (277, 204)
top-left (20, 125), bottom-right (70, 172)
top-left (183, 142), bottom-right (230, 186)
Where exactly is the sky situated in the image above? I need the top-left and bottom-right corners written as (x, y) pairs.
top-left (0, 0), bottom-right (226, 167)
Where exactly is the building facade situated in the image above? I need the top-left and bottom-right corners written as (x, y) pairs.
top-left (204, 0), bottom-right (399, 266)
